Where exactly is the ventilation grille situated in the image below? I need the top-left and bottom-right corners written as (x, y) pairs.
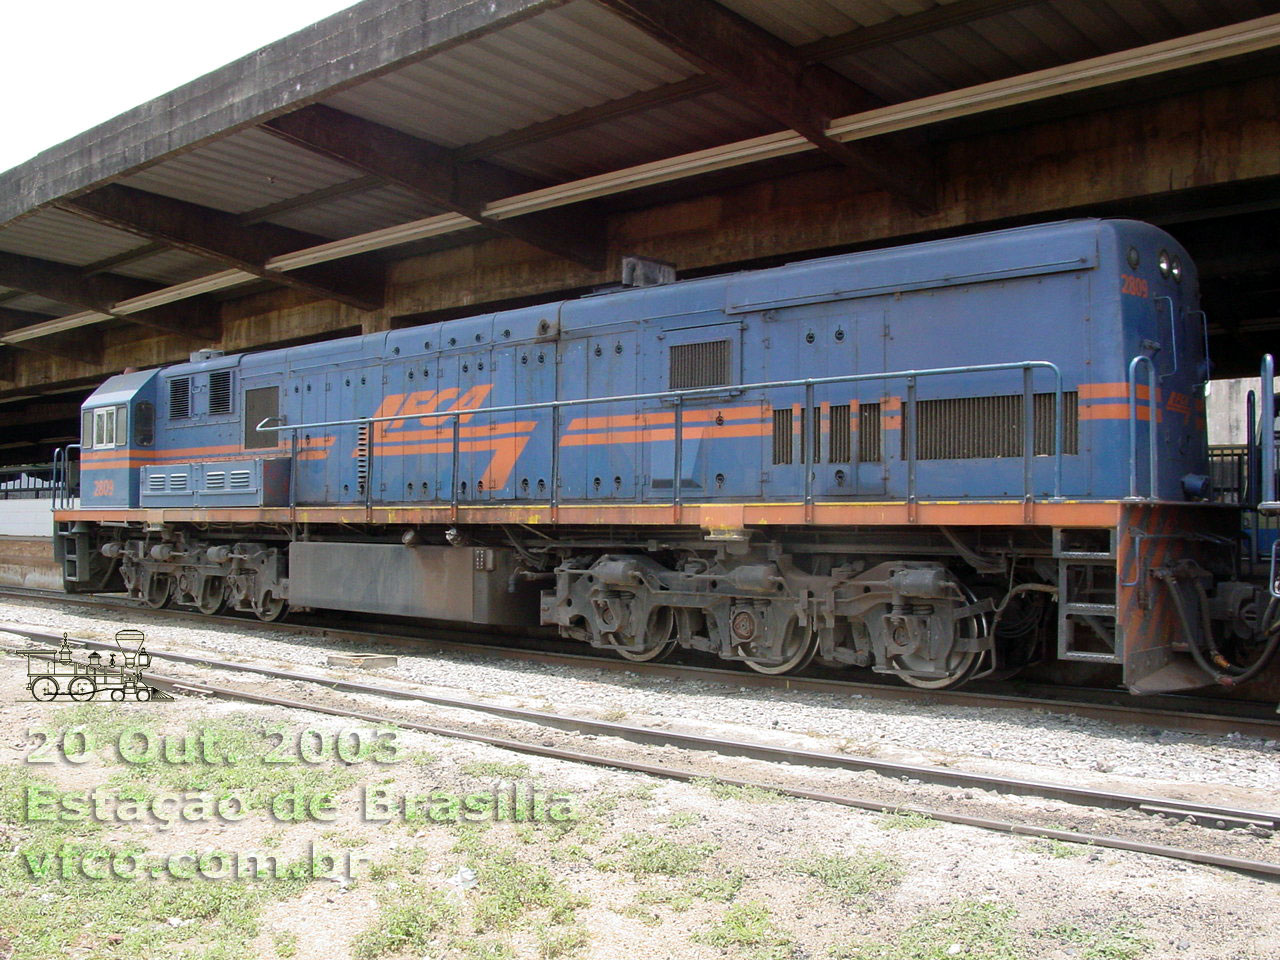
top-left (205, 471), bottom-right (226, 490)
top-left (670, 340), bottom-right (731, 390)
top-left (147, 474), bottom-right (166, 492)
top-left (355, 424), bottom-right (371, 491)
top-left (168, 474), bottom-right (188, 491)
top-left (829, 405), bottom-right (852, 463)
top-left (909, 392), bottom-right (1079, 460)
top-left (229, 470), bottom-right (252, 489)
top-left (209, 371), bottom-right (232, 415)
top-left (772, 409), bottom-right (793, 465)
top-left (859, 403), bottom-right (882, 462)
top-left (168, 378), bottom-right (190, 420)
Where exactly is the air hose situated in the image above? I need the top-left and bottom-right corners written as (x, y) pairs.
top-left (1158, 567), bottom-right (1280, 687)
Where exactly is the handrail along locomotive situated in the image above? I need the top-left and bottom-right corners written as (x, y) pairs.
top-left (51, 219), bottom-right (1280, 694)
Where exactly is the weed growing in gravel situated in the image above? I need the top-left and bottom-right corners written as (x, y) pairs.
top-left (453, 937), bottom-right (517, 959)
top-left (694, 902), bottom-right (798, 960)
top-left (461, 843), bottom-right (588, 932)
top-left (461, 760), bottom-right (531, 779)
top-left (536, 922), bottom-right (589, 958)
top-left (831, 900), bottom-right (1021, 960)
top-left (1035, 837), bottom-right (1087, 858)
top-left (600, 708), bottom-right (629, 721)
top-left (666, 810), bottom-right (701, 829)
top-left (877, 810), bottom-right (940, 831)
top-left (609, 833), bottom-right (718, 876)
top-left (351, 893), bottom-right (456, 959)
top-left (271, 929), bottom-right (299, 958)
top-left (1041, 922), bottom-right (1151, 959)
top-left (692, 777), bottom-right (790, 803)
top-left (791, 851), bottom-right (902, 901)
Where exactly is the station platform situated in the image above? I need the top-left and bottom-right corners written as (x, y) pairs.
top-left (0, 499), bottom-right (63, 590)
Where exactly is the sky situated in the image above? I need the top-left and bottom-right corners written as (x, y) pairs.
top-left (0, 1), bottom-right (362, 174)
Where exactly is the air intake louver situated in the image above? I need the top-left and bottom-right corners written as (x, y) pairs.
top-left (669, 340), bottom-right (731, 390)
top-left (168, 378), bottom-right (190, 420)
top-left (909, 392), bottom-right (1079, 459)
top-left (209, 370), bottom-right (232, 415)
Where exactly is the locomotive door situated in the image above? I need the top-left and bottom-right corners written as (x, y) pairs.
top-left (492, 340), bottom-right (554, 501)
top-left (296, 372), bottom-right (330, 503)
top-left (437, 348), bottom-right (494, 502)
top-left (560, 332), bottom-right (638, 501)
top-left (652, 321), bottom-right (760, 500)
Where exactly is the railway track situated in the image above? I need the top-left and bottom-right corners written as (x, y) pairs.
top-left (8, 627), bottom-right (1278, 880)
top-left (3, 584), bottom-right (1278, 740)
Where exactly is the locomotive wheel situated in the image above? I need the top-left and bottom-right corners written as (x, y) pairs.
top-left (30, 676), bottom-right (58, 701)
top-left (894, 586), bottom-right (987, 690)
top-left (143, 576), bottom-right (173, 610)
top-left (196, 578), bottom-right (229, 616)
top-left (615, 608), bottom-right (677, 663)
top-left (255, 592), bottom-right (289, 623)
top-left (742, 621), bottom-right (818, 675)
top-left (68, 677), bottom-right (96, 701)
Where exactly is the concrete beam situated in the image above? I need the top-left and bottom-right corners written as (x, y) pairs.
top-left (0, 252), bottom-right (219, 342)
top-left (0, 0), bottom-right (567, 226)
top-left (592, 0), bottom-right (934, 212)
top-left (60, 185), bottom-right (385, 311)
top-left (261, 105), bottom-right (608, 268)
top-left (0, 400), bottom-right (83, 428)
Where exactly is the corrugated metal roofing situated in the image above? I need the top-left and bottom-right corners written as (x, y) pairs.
top-left (0, 0), bottom-right (1273, 335)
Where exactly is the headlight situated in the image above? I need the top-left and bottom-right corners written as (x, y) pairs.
top-left (1171, 258), bottom-right (1182, 282)
top-left (1127, 246), bottom-right (1140, 269)
top-left (1158, 250), bottom-right (1171, 278)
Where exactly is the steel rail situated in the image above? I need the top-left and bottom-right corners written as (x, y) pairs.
top-left (119, 670), bottom-right (1280, 880)
top-left (2, 585), bottom-right (1278, 739)
top-left (7, 627), bottom-right (1278, 833)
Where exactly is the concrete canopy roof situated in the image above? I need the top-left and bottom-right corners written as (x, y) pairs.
top-left (0, 0), bottom-right (1278, 383)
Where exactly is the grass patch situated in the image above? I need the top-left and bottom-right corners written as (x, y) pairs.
top-left (833, 901), bottom-right (1021, 960)
top-left (877, 810), bottom-right (940, 831)
top-left (695, 902), bottom-right (797, 960)
top-left (461, 760), bottom-right (531, 779)
top-left (352, 893), bottom-right (456, 959)
top-left (455, 842), bottom-right (587, 932)
top-left (791, 852), bottom-right (902, 901)
top-left (612, 834), bottom-right (718, 876)
top-left (693, 777), bottom-right (790, 804)
top-left (600, 708), bottom-right (629, 722)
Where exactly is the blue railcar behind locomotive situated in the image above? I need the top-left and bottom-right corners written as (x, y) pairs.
top-left (55, 219), bottom-right (1280, 694)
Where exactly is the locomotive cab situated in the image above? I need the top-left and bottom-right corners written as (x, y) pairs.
top-left (78, 369), bottom-right (159, 509)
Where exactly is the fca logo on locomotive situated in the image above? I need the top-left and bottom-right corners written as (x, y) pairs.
top-left (21, 630), bottom-right (170, 703)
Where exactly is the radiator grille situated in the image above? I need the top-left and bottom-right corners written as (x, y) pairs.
top-left (205, 471), bottom-right (226, 489)
top-left (147, 474), bottom-right (166, 492)
top-left (168, 378), bottom-right (190, 420)
top-left (229, 470), bottom-right (251, 489)
top-left (355, 424), bottom-right (371, 490)
top-left (208, 370), bottom-right (232, 415)
top-left (168, 474), bottom-right (188, 491)
top-left (829, 405), bottom-right (852, 463)
top-left (669, 340), bottom-right (731, 389)
top-left (772, 409), bottom-right (792, 464)
top-left (859, 403), bottom-right (882, 462)
top-left (909, 392), bottom-right (1079, 459)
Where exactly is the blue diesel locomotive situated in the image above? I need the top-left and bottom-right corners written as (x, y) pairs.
top-left (53, 219), bottom-right (1280, 692)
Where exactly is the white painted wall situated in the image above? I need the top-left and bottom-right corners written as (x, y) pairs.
top-left (0, 499), bottom-right (75, 538)
top-left (1206, 376), bottom-right (1279, 445)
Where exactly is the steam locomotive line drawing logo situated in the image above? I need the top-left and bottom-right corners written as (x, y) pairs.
top-left (21, 630), bottom-right (173, 702)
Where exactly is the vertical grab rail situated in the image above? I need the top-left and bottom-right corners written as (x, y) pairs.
top-left (673, 395), bottom-right (684, 520)
top-left (904, 376), bottom-right (917, 507)
top-left (803, 381), bottom-right (815, 522)
top-left (1128, 355), bottom-right (1159, 499)
top-left (1022, 366), bottom-right (1035, 504)
top-left (50, 447), bottom-right (62, 513)
top-left (1260, 353), bottom-right (1277, 514)
top-left (449, 414), bottom-right (461, 521)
